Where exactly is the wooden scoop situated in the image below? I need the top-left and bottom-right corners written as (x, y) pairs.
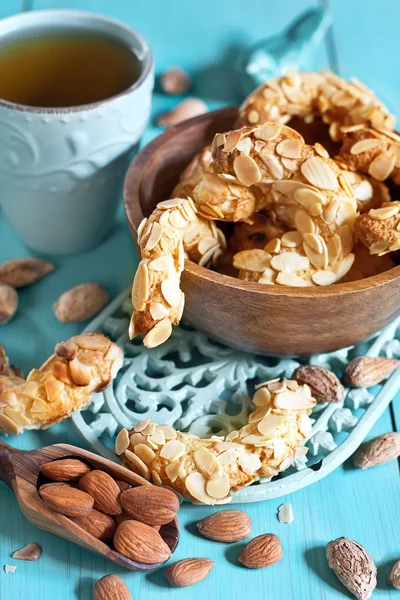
top-left (0, 440), bottom-right (179, 571)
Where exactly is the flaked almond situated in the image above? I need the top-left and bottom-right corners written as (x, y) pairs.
top-left (326, 537), bottom-right (377, 600)
top-left (40, 458), bottom-right (91, 482)
top-left (39, 483), bottom-right (94, 517)
top-left (79, 470), bottom-right (122, 516)
top-left (197, 510), bottom-right (251, 542)
top-left (0, 284), bottom-right (18, 324)
top-left (0, 258), bottom-right (54, 288)
top-left (113, 520), bottom-right (171, 564)
top-left (53, 283), bottom-right (109, 323)
top-left (164, 558), bottom-right (214, 588)
top-left (93, 574), bottom-right (132, 600)
top-left (71, 509), bottom-right (116, 542)
top-left (160, 67), bottom-right (191, 95)
top-left (158, 98), bottom-right (208, 127)
top-left (345, 356), bottom-right (400, 387)
top-left (120, 486), bottom-right (179, 526)
top-left (292, 365), bottom-right (344, 403)
top-left (353, 432), bottom-right (400, 469)
top-left (389, 560), bottom-right (400, 589)
top-left (238, 533), bottom-right (283, 569)
top-left (12, 543), bottom-right (42, 561)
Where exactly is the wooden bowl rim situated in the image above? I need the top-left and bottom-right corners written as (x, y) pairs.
top-left (124, 106), bottom-right (400, 298)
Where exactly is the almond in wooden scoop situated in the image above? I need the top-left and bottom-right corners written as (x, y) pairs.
top-left (40, 458), bottom-right (91, 482)
top-left (39, 483), bottom-right (94, 517)
top-left (197, 510), bottom-right (251, 542)
top-left (164, 558), bottom-right (214, 588)
top-left (71, 509), bottom-right (116, 542)
top-left (93, 574), bottom-right (132, 600)
top-left (120, 486), bottom-right (180, 526)
top-left (79, 470), bottom-right (122, 515)
top-left (113, 520), bottom-right (171, 564)
top-left (238, 533), bottom-right (283, 569)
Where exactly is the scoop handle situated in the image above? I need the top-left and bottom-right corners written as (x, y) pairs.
top-left (0, 439), bottom-right (22, 487)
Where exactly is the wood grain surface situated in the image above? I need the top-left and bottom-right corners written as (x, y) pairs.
top-left (0, 1), bottom-right (399, 599)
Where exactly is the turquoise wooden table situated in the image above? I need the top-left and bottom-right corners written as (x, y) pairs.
top-left (0, 1), bottom-right (399, 598)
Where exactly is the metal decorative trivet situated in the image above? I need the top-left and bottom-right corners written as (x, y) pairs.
top-left (72, 288), bottom-right (400, 503)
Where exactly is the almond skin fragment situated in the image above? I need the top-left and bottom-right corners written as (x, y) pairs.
top-left (12, 543), bottom-right (42, 561)
top-left (0, 284), bottom-right (18, 324)
top-left (0, 258), bottom-right (54, 288)
top-left (292, 365), bottom-right (344, 403)
top-left (93, 574), bottom-right (132, 600)
top-left (39, 483), bottom-right (94, 517)
top-left (113, 520), bottom-right (171, 564)
top-left (71, 509), bottom-right (116, 542)
top-left (79, 470), bottom-right (122, 516)
top-left (40, 458), bottom-right (91, 482)
top-left (53, 282), bottom-right (109, 323)
top-left (389, 560), bottom-right (400, 589)
top-left (353, 432), bottom-right (400, 469)
top-left (120, 486), bottom-right (179, 526)
top-left (238, 533), bottom-right (283, 569)
top-left (326, 537), bottom-right (377, 600)
top-left (164, 558), bottom-right (214, 588)
top-left (345, 356), bottom-right (400, 388)
top-left (197, 510), bottom-right (251, 542)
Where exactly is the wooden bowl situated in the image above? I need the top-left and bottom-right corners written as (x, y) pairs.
top-left (124, 107), bottom-right (400, 356)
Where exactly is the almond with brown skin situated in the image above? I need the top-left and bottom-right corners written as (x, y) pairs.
top-left (0, 258), bottom-right (54, 287)
top-left (157, 98), bottom-right (208, 127)
top-left (113, 520), bottom-right (171, 564)
top-left (53, 282), bottom-right (109, 323)
top-left (389, 560), bottom-right (400, 589)
top-left (79, 470), bottom-right (122, 515)
top-left (12, 543), bottom-right (42, 561)
top-left (197, 510), bottom-right (251, 542)
top-left (120, 486), bottom-right (179, 526)
top-left (40, 458), bottom-right (91, 482)
top-left (39, 483), bottom-right (94, 517)
top-left (326, 537), bottom-right (377, 600)
top-left (238, 533), bottom-right (283, 569)
top-left (0, 284), bottom-right (18, 324)
top-left (93, 574), bottom-right (131, 600)
top-left (292, 365), bottom-right (344, 403)
top-left (115, 480), bottom-right (131, 493)
top-left (160, 67), bottom-right (191, 95)
top-left (353, 432), bottom-right (400, 469)
top-left (345, 356), bottom-right (400, 388)
top-left (164, 558), bottom-right (214, 588)
top-left (71, 509), bottom-right (116, 542)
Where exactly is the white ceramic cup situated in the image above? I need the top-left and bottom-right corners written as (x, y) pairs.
top-left (0, 10), bottom-right (154, 255)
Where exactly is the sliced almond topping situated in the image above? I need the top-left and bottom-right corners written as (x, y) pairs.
top-left (161, 278), bottom-right (181, 307)
top-left (185, 472), bottom-right (215, 504)
top-left (303, 240), bottom-right (328, 270)
top-left (158, 425), bottom-right (177, 440)
top-left (248, 407), bottom-right (270, 423)
top-left (247, 110), bottom-right (260, 124)
top-left (274, 390), bottom-right (315, 409)
top-left (199, 245), bottom-right (219, 268)
top-left (337, 224), bottom-right (354, 256)
top-left (129, 433), bottom-right (145, 446)
top-left (184, 223), bottom-right (201, 245)
top-left (271, 252), bottom-right (310, 273)
top-left (281, 157), bottom-right (298, 170)
top-left (258, 268), bottom-right (276, 285)
top-left (303, 233), bottom-right (324, 254)
top-left (194, 447), bottom-right (220, 478)
top-left (124, 449), bottom-right (151, 479)
top-left (258, 154), bottom-right (284, 180)
top-left (327, 234), bottom-right (342, 264)
top-left (242, 433), bottom-right (268, 445)
top-left (312, 270), bottom-right (336, 286)
top-left (269, 380), bottom-right (287, 392)
top-left (198, 237), bottom-right (219, 255)
top-left (0, 413), bottom-right (20, 434)
top-left (315, 142), bottom-right (329, 158)
top-left (294, 209), bottom-right (315, 234)
top-left (276, 138), bottom-right (302, 159)
top-left (217, 449), bottom-right (239, 467)
top-left (369, 205), bottom-right (400, 220)
top-left (115, 428), bottom-right (130, 455)
top-left (150, 302), bottom-right (169, 321)
top-left (144, 222), bottom-right (163, 252)
top-left (131, 262), bottom-right (149, 312)
top-left (141, 422), bottom-right (157, 436)
top-left (134, 443), bottom-right (156, 465)
top-left (160, 439), bottom-right (185, 462)
top-left (238, 453), bottom-right (262, 475)
top-left (236, 137), bottom-right (252, 154)
top-left (226, 430), bottom-right (239, 441)
top-left (215, 441), bottom-right (243, 452)
top-left (294, 188), bottom-right (326, 216)
top-left (234, 154), bottom-right (262, 186)
top-left (368, 152), bottom-right (396, 181)
top-left (350, 138), bottom-right (383, 155)
top-left (254, 123), bottom-right (282, 141)
top-left (206, 472), bottom-right (231, 499)
top-left (169, 209), bottom-right (188, 230)
top-left (233, 249), bottom-right (271, 272)
top-left (150, 428), bottom-right (166, 446)
top-left (137, 217), bottom-right (148, 243)
top-left (295, 446), bottom-right (308, 458)
top-left (157, 198), bottom-right (183, 209)
top-left (264, 238), bottom-right (281, 253)
top-left (143, 318), bottom-right (172, 348)
top-left (281, 231), bottom-right (303, 247)
top-left (276, 272), bottom-right (308, 287)
top-left (334, 253), bottom-right (355, 279)
top-left (272, 180), bottom-right (317, 196)
top-left (258, 415), bottom-right (285, 436)
top-left (165, 460), bottom-right (181, 483)
top-left (133, 418), bottom-right (151, 433)
top-left (353, 179), bottom-right (373, 201)
top-left (301, 157), bottom-right (338, 191)
top-left (223, 130), bottom-right (242, 152)
top-left (253, 387), bottom-right (271, 407)
top-left (147, 255), bottom-right (174, 271)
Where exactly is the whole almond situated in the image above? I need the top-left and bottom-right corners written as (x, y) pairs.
top-left (113, 520), bottom-right (171, 564)
top-left (157, 98), bottom-right (208, 127)
top-left (353, 432), bottom-right (400, 469)
top-left (40, 458), bottom-right (91, 482)
top-left (292, 365), bottom-right (344, 403)
top-left (115, 480), bottom-right (131, 493)
top-left (93, 574), bottom-right (131, 600)
top-left (345, 356), bottom-right (400, 388)
top-left (79, 470), bottom-right (122, 515)
top-left (12, 543), bottom-right (42, 561)
top-left (197, 510), bottom-right (251, 542)
top-left (120, 486), bottom-right (179, 526)
top-left (389, 560), bottom-right (400, 589)
top-left (326, 537), bottom-right (377, 600)
top-left (53, 283), bottom-right (109, 323)
top-left (164, 558), bottom-right (214, 588)
top-left (0, 284), bottom-right (18, 324)
top-left (160, 67), bottom-right (191, 95)
top-left (0, 258), bottom-right (54, 288)
top-left (71, 509), bottom-right (116, 542)
top-left (39, 483), bottom-right (94, 517)
top-left (238, 533), bottom-right (283, 569)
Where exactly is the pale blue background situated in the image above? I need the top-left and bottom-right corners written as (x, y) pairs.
top-left (0, 1), bottom-right (399, 599)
